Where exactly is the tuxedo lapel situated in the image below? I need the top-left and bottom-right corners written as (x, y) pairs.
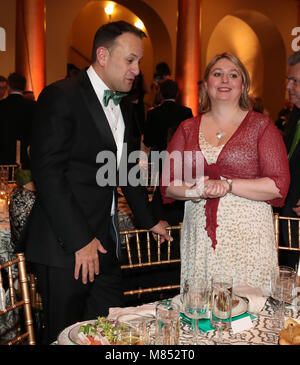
top-left (120, 100), bottom-right (130, 143)
top-left (78, 70), bottom-right (117, 151)
top-left (285, 107), bottom-right (300, 150)
top-left (289, 142), bottom-right (300, 166)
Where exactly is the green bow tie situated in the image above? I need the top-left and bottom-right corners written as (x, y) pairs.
top-left (103, 90), bottom-right (127, 107)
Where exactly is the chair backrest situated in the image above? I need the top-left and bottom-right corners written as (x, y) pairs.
top-left (0, 164), bottom-right (18, 183)
top-left (274, 213), bottom-right (300, 252)
top-left (120, 225), bottom-right (181, 300)
top-left (139, 161), bottom-right (159, 200)
top-left (0, 253), bottom-right (35, 345)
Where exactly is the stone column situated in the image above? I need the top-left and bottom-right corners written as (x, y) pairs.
top-left (175, 0), bottom-right (201, 116)
top-left (15, 0), bottom-right (45, 100)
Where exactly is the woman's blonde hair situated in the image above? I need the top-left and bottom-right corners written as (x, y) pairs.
top-left (199, 52), bottom-right (252, 113)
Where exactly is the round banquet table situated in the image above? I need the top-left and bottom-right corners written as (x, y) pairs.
top-left (55, 299), bottom-right (299, 346)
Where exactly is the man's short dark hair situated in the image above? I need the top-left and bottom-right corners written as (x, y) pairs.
top-left (288, 51), bottom-right (300, 66)
top-left (155, 62), bottom-right (171, 77)
top-left (0, 75), bottom-right (7, 83)
top-left (7, 72), bottom-right (26, 92)
top-left (160, 79), bottom-right (178, 99)
top-left (92, 21), bottom-right (146, 63)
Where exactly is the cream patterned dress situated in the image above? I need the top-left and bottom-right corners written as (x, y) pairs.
top-left (180, 126), bottom-right (278, 291)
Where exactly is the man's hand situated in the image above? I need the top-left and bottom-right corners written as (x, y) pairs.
top-left (292, 199), bottom-right (300, 216)
top-left (74, 238), bottom-right (107, 284)
top-left (150, 220), bottom-right (173, 243)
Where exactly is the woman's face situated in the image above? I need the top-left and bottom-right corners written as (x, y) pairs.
top-left (205, 58), bottom-right (244, 105)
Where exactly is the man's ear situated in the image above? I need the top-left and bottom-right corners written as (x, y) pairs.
top-left (96, 46), bottom-right (109, 67)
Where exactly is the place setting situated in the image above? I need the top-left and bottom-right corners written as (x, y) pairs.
top-left (56, 268), bottom-right (300, 346)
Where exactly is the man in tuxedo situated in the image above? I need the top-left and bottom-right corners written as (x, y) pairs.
top-left (143, 79), bottom-right (193, 153)
top-left (0, 73), bottom-right (35, 168)
top-left (20, 21), bottom-right (171, 344)
top-left (143, 79), bottom-right (193, 225)
top-left (279, 51), bottom-right (300, 269)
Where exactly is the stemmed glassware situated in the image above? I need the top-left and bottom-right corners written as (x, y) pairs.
top-left (182, 282), bottom-right (208, 345)
top-left (210, 274), bottom-right (233, 345)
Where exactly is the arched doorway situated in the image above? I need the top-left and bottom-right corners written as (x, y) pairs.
top-left (206, 10), bottom-right (286, 120)
top-left (67, 1), bottom-right (172, 101)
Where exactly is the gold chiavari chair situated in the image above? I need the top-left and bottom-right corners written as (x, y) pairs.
top-left (0, 164), bottom-right (18, 183)
top-left (120, 225), bottom-right (181, 301)
top-left (0, 253), bottom-right (35, 345)
top-left (274, 213), bottom-right (300, 253)
top-left (139, 161), bottom-right (159, 200)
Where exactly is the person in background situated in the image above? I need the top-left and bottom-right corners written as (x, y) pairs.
top-left (18, 20), bottom-right (171, 344)
top-left (275, 100), bottom-right (293, 133)
top-left (23, 90), bottom-right (35, 101)
top-left (0, 75), bottom-right (7, 100)
top-left (66, 63), bottom-right (80, 78)
top-left (123, 72), bottom-right (148, 150)
top-left (143, 79), bottom-right (193, 153)
top-left (278, 51), bottom-right (300, 270)
top-left (160, 52), bottom-right (290, 291)
top-left (144, 79), bottom-right (193, 226)
top-left (149, 62), bottom-right (172, 107)
top-left (0, 72), bottom-right (36, 169)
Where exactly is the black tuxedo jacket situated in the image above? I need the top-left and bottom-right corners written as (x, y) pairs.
top-left (143, 100), bottom-right (193, 152)
top-left (279, 106), bottom-right (300, 267)
top-left (21, 70), bottom-right (158, 269)
top-left (282, 106), bottom-right (300, 214)
top-left (0, 93), bottom-right (36, 168)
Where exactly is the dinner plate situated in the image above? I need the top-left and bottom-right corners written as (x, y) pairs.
top-left (57, 322), bottom-right (80, 345)
top-left (172, 294), bottom-right (248, 318)
top-left (68, 320), bottom-right (97, 345)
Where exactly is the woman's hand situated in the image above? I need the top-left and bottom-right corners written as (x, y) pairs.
top-left (203, 179), bottom-right (229, 198)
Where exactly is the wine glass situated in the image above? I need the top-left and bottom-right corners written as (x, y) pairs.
top-left (182, 283), bottom-right (208, 345)
top-left (210, 274), bottom-right (233, 345)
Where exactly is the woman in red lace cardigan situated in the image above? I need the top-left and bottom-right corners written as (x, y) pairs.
top-left (160, 52), bottom-right (290, 291)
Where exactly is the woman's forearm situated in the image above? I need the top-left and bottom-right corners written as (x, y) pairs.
top-left (165, 176), bottom-right (281, 202)
top-left (230, 177), bottom-right (282, 201)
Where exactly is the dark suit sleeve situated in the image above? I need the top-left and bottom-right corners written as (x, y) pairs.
top-left (30, 84), bottom-right (94, 254)
top-left (143, 109), bottom-right (156, 147)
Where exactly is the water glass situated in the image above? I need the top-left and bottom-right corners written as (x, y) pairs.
top-left (182, 283), bottom-right (208, 344)
top-left (155, 300), bottom-right (180, 345)
top-left (210, 274), bottom-right (233, 344)
top-left (116, 314), bottom-right (147, 345)
top-left (270, 266), bottom-right (296, 330)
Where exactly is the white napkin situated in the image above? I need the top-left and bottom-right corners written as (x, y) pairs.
top-left (233, 284), bottom-right (267, 314)
top-left (107, 303), bottom-right (156, 321)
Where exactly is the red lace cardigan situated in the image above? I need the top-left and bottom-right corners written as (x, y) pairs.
top-left (160, 110), bottom-right (290, 249)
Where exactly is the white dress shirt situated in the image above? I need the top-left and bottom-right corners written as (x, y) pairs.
top-left (87, 65), bottom-right (125, 215)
